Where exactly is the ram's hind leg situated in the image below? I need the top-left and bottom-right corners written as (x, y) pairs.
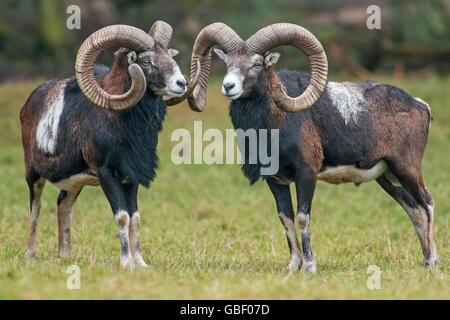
top-left (377, 170), bottom-right (438, 267)
top-left (57, 189), bottom-right (81, 258)
top-left (25, 170), bottom-right (46, 259)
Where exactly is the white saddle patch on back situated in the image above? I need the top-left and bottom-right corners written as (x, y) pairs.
top-left (36, 82), bottom-right (66, 154)
top-left (318, 160), bottom-right (387, 185)
top-left (326, 82), bottom-right (366, 125)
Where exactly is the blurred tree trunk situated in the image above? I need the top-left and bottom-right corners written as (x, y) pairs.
top-left (38, 0), bottom-right (65, 58)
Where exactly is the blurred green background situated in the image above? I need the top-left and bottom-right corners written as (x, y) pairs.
top-left (0, 0), bottom-right (449, 81)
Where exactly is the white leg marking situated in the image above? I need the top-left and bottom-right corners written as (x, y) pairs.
top-left (298, 212), bottom-right (309, 233)
top-left (36, 82), bottom-right (67, 154)
top-left (279, 213), bottom-right (302, 274)
top-left (297, 212), bottom-right (317, 273)
top-left (400, 202), bottom-right (427, 237)
top-left (400, 201), bottom-right (438, 267)
top-left (116, 210), bottom-right (133, 269)
top-left (424, 203), bottom-right (439, 267)
top-left (129, 211), bottom-right (148, 268)
top-left (301, 257), bottom-right (317, 273)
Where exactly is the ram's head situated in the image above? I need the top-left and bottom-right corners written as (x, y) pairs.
top-left (75, 21), bottom-right (198, 110)
top-left (183, 23), bottom-right (328, 113)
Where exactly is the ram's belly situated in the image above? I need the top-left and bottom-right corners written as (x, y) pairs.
top-left (52, 173), bottom-right (100, 192)
top-left (318, 160), bottom-right (387, 185)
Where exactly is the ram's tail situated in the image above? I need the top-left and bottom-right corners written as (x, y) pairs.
top-left (414, 97), bottom-right (433, 123)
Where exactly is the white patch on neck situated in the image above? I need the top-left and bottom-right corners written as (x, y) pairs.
top-left (36, 83), bottom-right (66, 154)
top-left (326, 82), bottom-right (365, 125)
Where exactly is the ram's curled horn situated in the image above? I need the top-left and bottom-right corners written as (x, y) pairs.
top-left (75, 25), bottom-right (154, 110)
top-left (246, 23), bottom-right (328, 112)
top-left (185, 23), bottom-right (244, 112)
top-left (148, 20), bottom-right (173, 48)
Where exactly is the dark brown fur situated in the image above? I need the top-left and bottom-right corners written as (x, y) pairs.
top-left (19, 41), bottom-right (185, 266)
top-left (222, 45), bottom-right (438, 270)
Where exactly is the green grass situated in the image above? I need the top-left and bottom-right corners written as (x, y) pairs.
top-left (0, 75), bottom-right (449, 299)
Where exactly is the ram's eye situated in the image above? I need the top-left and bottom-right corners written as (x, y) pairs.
top-left (141, 60), bottom-right (150, 66)
top-left (252, 63), bottom-right (262, 69)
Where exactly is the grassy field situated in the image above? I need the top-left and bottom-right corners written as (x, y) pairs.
top-left (0, 75), bottom-right (449, 299)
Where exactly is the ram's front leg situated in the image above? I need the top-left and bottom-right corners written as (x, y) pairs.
top-left (295, 166), bottom-right (317, 273)
top-left (266, 178), bottom-right (302, 274)
top-left (98, 167), bottom-right (133, 269)
top-left (124, 182), bottom-right (148, 268)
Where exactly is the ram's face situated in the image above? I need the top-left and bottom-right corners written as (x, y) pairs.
top-left (214, 48), bottom-right (280, 99)
top-left (136, 46), bottom-right (187, 97)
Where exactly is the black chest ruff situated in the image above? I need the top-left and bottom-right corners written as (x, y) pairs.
top-left (116, 91), bottom-right (166, 187)
top-left (229, 95), bottom-right (271, 184)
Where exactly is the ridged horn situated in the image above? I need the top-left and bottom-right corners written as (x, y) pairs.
top-left (186, 23), bottom-right (244, 112)
top-left (75, 25), bottom-right (154, 110)
top-left (149, 20), bottom-right (173, 49)
top-left (246, 23), bottom-right (328, 112)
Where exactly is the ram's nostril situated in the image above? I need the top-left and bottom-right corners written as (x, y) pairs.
top-left (223, 82), bottom-right (235, 92)
top-left (176, 79), bottom-right (186, 89)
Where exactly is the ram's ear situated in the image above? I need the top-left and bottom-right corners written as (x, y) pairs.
top-left (168, 48), bottom-right (179, 57)
top-left (264, 52), bottom-right (280, 69)
top-left (213, 48), bottom-right (226, 61)
top-left (112, 48), bottom-right (134, 66)
top-left (126, 51), bottom-right (138, 64)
